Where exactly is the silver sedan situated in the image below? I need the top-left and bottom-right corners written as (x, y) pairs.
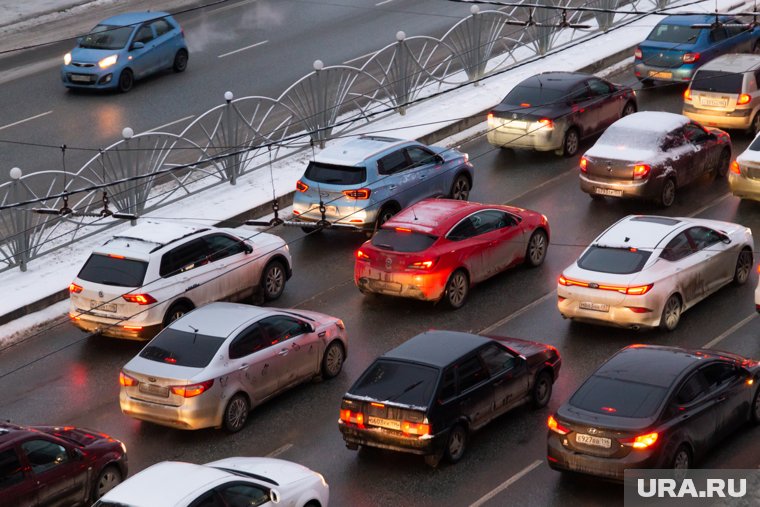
top-left (119, 302), bottom-right (347, 432)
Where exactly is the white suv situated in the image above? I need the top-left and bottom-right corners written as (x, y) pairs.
top-left (69, 220), bottom-right (291, 340)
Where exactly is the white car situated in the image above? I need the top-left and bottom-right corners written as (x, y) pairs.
top-left (558, 215), bottom-right (753, 331)
top-left (93, 457), bottom-right (329, 507)
top-left (756, 264), bottom-right (760, 313)
top-left (69, 220), bottom-right (291, 340)
top-left (729, 134), bottom-right (760, 203)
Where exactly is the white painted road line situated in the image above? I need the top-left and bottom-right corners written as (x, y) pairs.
top-left (469, 460), bottom-right (543, 507)
top-left (344, 51), bottom-right (377, 65)
top-left (478, 292), bottom-right (555, 335)
top-left (0, 111), bottom-right (52, 131)
top-left (218, 40), bottom-right (269, 58)
top-left (147, 115), bottom-right (195, 133)
top-left (376, 0), bottom-right (394, 5)
top-left (266, 443), bottom-right (293, 458)
top-left (687, 192), bottom-right (731, 218)
top-left (702, 313), bottom-right (758, 349)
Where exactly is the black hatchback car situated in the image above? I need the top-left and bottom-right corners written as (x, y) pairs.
top-left (486, 71), bottom-right (637, 157)
top-left (547, 345), bottom-right (760, 481)
top-left (338, 330), bottom-right (561, 467)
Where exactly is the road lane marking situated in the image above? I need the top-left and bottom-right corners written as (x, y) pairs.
top-left (376, 0), bottom-right (394, 5)
top-left (507, 168), bottom-right (575, 203)
top-left (266, 443), bottom-right (293, 457)
top-left (147, 115), bottom-right (195, 133)
top-left (478, 292), bottom-right (555, 335)
top-left (469, 459), bottom-right (543, 507)
top-left (293, 278), bottom-right (354, 309)
top-left (702, 313), bottom-right (758, 349)
top-left (344, 51), bottom-right (377, 65)
top-left (0, 111), bottom-right (52, 131)
top-left (686, 192), bottom-right (731, 218)
top-left (218, 40), bottom-right (269, 58)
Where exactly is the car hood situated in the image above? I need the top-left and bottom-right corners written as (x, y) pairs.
top-left (205, 457), bottom-right (315, 486)
top-left (70, 46), bottom-right (121, 63)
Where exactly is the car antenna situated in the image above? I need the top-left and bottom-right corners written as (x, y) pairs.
top-left (187, 324), bottom-right (199, 343)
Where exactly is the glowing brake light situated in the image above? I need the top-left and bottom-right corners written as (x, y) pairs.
top-left (520, 102), bottom-right (531, 107)
top-left (730, 161), bottom-right (741, 175)
top-left (408, 259), bottom-right (437, 270)
top-left (342, 188), bottom-right (371, 199)
top-left (621, 432), bottom-right (658, 449)
top-left (558, 275), bottom-right (653, 295)
top-left (624, 284), bottom-right (653, 295)
top-left (600, 406), bottom-right (617, 413)
top-left (69, 283), bottom-right (83, 294)
top-left (122, 293), bottom-right (157, 305)
top-left (737, 93), bottom-right (751, 105)
top-left (339, 409), bottom-right (365, 428)
top-left (171, 380), bottom-right (213, 398)
top-left (632, 164), bottom-right (651, 180)
top-left (395, 227), bottom-right (412, 233)
top-left (296, 180), bottom-right (309, 193)
top-left (634, 47), bottom-right (642, 59)
top-left (402, 420), bottom-right (431, 436)
top-left (487, 112), bottom-right (495, 122)
top-left (547, 415), bottom-right (569, 435)
top-left (683, 88), bottom-right (691, 101)
top-left (580, 157), bottom-right (588, 173)
top-left (119, 371), bottom-right (138, 387)
top-left (356, 249), bottom-right (370, 261)
top-left (682, 52), bottom-right (699, 63)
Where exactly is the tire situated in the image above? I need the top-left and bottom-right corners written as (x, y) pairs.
top-left (368, 204), bottom-right (399, 237)
top-left (715, 149), bottom-right (731, 178)
top-left (659, 178), bottom-right (676, 208)
top-left (223, 393), bottom-right (250, 433)
top-left (173, 49), bottom-right (188, 72)
top-left (261, 260), bottom-right (286, 301)
top-left (751, 387), bottom-right (760, 425)
top-left (659, 294), bottom-right (682, 332)
top-left (321, 340), bottom-right (345, 379)
top-left (163, 301), bottom-right (193, 326)
top-left (449, 174), bottom-right (471, 200)
top-left (558, 128), bottom-right (580, 157)
top-left (525, 230), bottom-right (548, 267)
top-left (621, 101), bottom-right (637, 117)
top-left (91, 465), bottom-right (122, 501)
top-left (749, 112), bottom-right (760, 137)
top-left (733, 248), bottom-right (753, 286)
top-left (117, 69), bottom-right (133, 93)
top-left (444, 424), bottom-right (468, 463)
top-left (443, 270), bottom-right (469, 310)
top-left (532, 371), bottom-right (553, 408)
top-left (639, 78), bottom-right (654, 88)
top-left (671, 444), bottom-right (691, 471)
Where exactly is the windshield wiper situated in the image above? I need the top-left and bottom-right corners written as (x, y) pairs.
top-left (387, 380), bottom-right (424, 402)
top-left (374, 243), bottom-right (394, 251)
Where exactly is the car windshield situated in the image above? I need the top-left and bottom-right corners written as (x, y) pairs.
top-left (77, 254), bottom-right (148, 287)
top-left (646, 23), bottom-right (702, 44)
top-left (79, 24), bottom-right (134, 50)
top-left (570, 375), bottom-right (667, 418)
top-left (304, 161), bottom-right (367, 185)
top-left (578, 246), bottom-right (651, 274)
top-left (597, 127), bottom-right (663, 148)
top-left (502, 85), bottom-right (569, 106)
top-left (140, 328), bottom-right (226, 368)
top-left (749, 135), bottom-right (760, 151)
top-left (691, 70), bottom-right (744, 93)
top-left (350, 359), bottom-right (438, 407)
top-left (372, 229), bottom-right (438, 252)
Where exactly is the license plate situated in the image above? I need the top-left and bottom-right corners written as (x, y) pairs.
top-left (70, 74), bottom-right (91, 82)
top-left (648, 71), bottom-right (672, 79)
top-left (367, 416), bottom-right (401, 431)
top-left (579, 301), bottom-right (609, 312)
top-left (699, 97), bottom-right (728, 107)
top-left (138, 383), bottom-right (169, 397)
top-left (90, 300), bottom-right (117, 313)
top-left (594, 188), bottom-right (622, 197)
top-left (576, 433), bottom-right (611, 448)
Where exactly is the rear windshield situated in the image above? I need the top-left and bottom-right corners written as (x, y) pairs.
top-left (597, 127), bottom-right (663, 148)
top-left (578, 246), bottom-right (651, 274)
top-left (140, 328), bottom-right (226, 368)
top-left (691, 70), bottom-right (744, 93)
top-left (372, 229), bottom-right (438, 252)
top-left (646, 24), bottom-right (702, 44)
top-left (570, 375), bottom-right (667, 418)
top-left (350, 360), bottom-right (439, 408)
top-left (750, 136), bottom-right (760, 151)
top-left (304, 161), bottom-right (367, 185)
top-left (502, 85), bottom-right (569, 106)
top-left (79, 24), bottom-right (134, 50)
top-left (77, 254), bottom-right (148, 287)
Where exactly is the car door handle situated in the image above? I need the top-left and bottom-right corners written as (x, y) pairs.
top-left (388, 185), bottom-right (397, 190)
top-left (318, 331), bottom-right (326, 338)
top-left (238, 364), bottom-right (249, 371)
top-left (419, 174), bottom-right (426, 179)
top-left (278, 349), bottom-right (289, 356)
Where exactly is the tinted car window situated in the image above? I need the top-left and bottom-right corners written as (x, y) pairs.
top-left (229, 324), bottom-right (268, 359)
top-left (457, 356), bottom-right (489, 392)
top-left (406, 146), bottom-right (437, 166)
top-left (691, 70), bottom-right (744, 93)
top-left (471, 210), bottom-right (516, 234)
top-left (577, 246), bottom-right (651, 274)
top-left (438, 367), bottom-right (457, 401)
top-left (140, 328), bottom-right (226, 368)
top-left (260, 316), bottom-right (306, 344)
top-left (570, 376), bottom-right (667, 418)
top-left (675, 372), bottom-right (708, 404)
top-left (647, 24), bottom-right (702, 43)
top-left (351, 360), bottom-right (439, 407)
top-left (660, 232), bottom-right (695, 262)
top-left (479, 344), bottom-right (516, 376)
top-left (372, 229), bottom-right (438, 252)
top-left (378, 150), bottom-right (409, 175)
top-left (205, 234), bottom-right (246, 262)
top-left (160, 238), bottom-right (210, 277)
top-left (0, 449), bottom-right (24, 488)
top-left (501, 85), bottom-right (570, 106)
top-left (218, 483), bottom-right (269, 507)
top-left (151, 19), bottom-right (172, 37)
top-left (701, 362), bottom-right (738, 390)
top-left (134, 25), bottom-right (154, 44)
top-left (80, 25), bottom-right (134, 49)
top-left (587, 78), bottom-right (613, 96)
top-left (188, 491), bottom-right (224, 507)
top-left (687, 227), bottom-right (722, 251)
top-left (683, 123), bottom-right (710, 143)
top-left (20, 440), bottom-right (68, 474)
top-left (304, 162), bottom-right (367, 185)
top-left (709, 27), bottom-right (727, 42)
top-left (750, 134), bottom-right (760, 151)
top-left (447, 217), bottom-right (478, 241)
top-left (77, 254), bottom-right (148, 287)
top-left (726, 24), bottom-right (746, 38)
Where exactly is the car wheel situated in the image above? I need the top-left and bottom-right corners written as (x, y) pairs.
top-left (525, 230), bottom-right (548, 267)
top-left (659, 294), bottom-right (681, 332)
top-left (671, 444), bottom-right (691, 471)
top-left (639, 78), bottom-right (654, 88)
top-left (659, 178), bottom-right (676, 208)
top-left (173, 49), bottom-right (189, 72)
top-left (559, 128), bottom-right (579, 157)
top-left (733, 248), bottom-right (753, 285)
top-left (443, 270), bottom-right (469, 310)
top-left (751, 387), bottom-right (760, 424)
top-left (621, 101), bottom-right (637, 117)
top-left (715, 148), bottom-right (731, 178)
top-left (449, 174), bottom-right (471, 200)
top-left (223, 394), bottom-right (250, 433)
top-left (444, 424), bottom-right (468, 463)
top-left (532, 371), bottom-right (553, 408)
top-left (91, 465), bottom-right (122, 501)
top-left (117, 69), bottom-right (133, 93)
top-left (321, 340), bottom-right (345, 379)
top-left (367, 204), bottom-right (399, 238)
top-left (163, 301), bottom-right (193, 326)
top-left (261, 260), bottom-right (286, 301)
top-left (749, 112), bottom-right (760, 137)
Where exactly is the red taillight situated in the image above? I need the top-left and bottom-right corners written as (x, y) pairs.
top-left (634, 47), bottom-right (642, 59)
top-left (625, 284), bottom-right (653, 295)
top-left (171, 380), bottom-right (213, 398)
top-left (626, 307), bottom-right (652, 313)
top-left (69, 283), bottom-right (83, 294)
top-left (683, 88), bottom-right (691, 101)
top-left (122, 293), bottom-right (157, 305)
top-left (580, 157), bottom-right (588, 173)
top-left (119, 371), bottom-right (138, 387)
top-left (737, 93), bottom-right (751, 105)
top-left (396, 227), bottom-right (412, 233)
top-left (559, 275), bottom-right (653, 295)
top-left (520, 102), bottom-right (530, 107)
top-left (538, 118), bottom-right (554, 129)
top-left (108, 254), bottom-right (125, 259)
top-left (547, 415), bottom-right (570, 435)
top-left (356, 249), bottom-right (370, 261)
top-left (730, 161), bottom-right (741, 175)
top-left (342, 188), bottom-right (371, 200)
top-left (633, 164), bottom-right (651, 179)
top-left (600, 406), bottom-right (617, 413)
top-left (402, 420), bottom-right (430, 436)
top-left (682, 52), bottom-right (699, 63)
top-left (339, 409), bottom-right (365, 428)
top-left (621, 432), bottom-right (658, 449)
top-left (408, 259), bottom-right (437, 270)
top-left (296, 180), bottom-right (309, 193)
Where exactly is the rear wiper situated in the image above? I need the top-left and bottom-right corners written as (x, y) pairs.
top-left (387, 380), bottom-right (424, 402)
top-left (375, 243), bottom-right (395, 251)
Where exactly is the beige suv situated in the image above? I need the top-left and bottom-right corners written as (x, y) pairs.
top-left (683, 53), bottom-right (760, 135)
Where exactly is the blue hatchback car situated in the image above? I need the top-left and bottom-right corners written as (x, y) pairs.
top-left (61, 11), bottom-right (188, 92)
top-left (634, 14), bottom-right (760, 85)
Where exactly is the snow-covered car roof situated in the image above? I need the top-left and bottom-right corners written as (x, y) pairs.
top-left (315, 135), bottom-right (409, 166)
top-left (608, 111), bottom-right (688, 134)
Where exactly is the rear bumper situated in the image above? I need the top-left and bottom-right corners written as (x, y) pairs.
top-left (729, 172), bottom-right (760, 201)
top-left (486, 127), bottom-right (563, 152)
top-left (355, 268), bottom-right (447, 301)
top-left (633, 62), bottom-right (695, 82)
top-left (69, 313), bottom-right (162, 340)
top-left (682, 106), bottom-right (753, 130)
top-left (292, 197), bottom-right (374, 230)
top-left (579, 174), bottom-right (658, 201)
top-left (557, 286), bottom-right (662, 330)
top-left (119, 391), bottom-right (222, 430)
top-left (339, 421), bottom-right (444, 455)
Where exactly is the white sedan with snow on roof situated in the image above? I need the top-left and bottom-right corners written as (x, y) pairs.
top-left (69, 220), bottom-right (291, 340)
top-left (557, 215), bottom-right (753, 331)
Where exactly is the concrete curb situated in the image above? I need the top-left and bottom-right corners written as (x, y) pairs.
top-left (0, 1), bottom-right (95, 31)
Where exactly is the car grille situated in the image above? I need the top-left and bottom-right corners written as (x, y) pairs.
top-left (72, 62), bottom-right (96, 68)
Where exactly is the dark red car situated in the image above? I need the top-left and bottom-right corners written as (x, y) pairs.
top-left (354, 198), bottom-right (550, 308)
top-left (0, 422), bottom-right (127, 506)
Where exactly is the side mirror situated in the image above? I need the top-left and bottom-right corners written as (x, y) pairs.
top-left (70, 447), bottom-right (84, 460)
top-left (131, 41), bottom-right (145, 50)
top-left (720, 233), bottom-right (731, 244)
top-left (435, 154), bottom-right (444, 165)
top-left (76, 36), bottom-right (84, 45)
top-left (270, 489), bottom-right (281, 504)
top-left (303, 322), bottom-right (315, 333)
top-left (244, 243), bottom-right (253, 254)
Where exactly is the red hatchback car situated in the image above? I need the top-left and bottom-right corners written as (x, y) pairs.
top-left (354, 199), bottom-right (550, 308)
top-left (0, 422), bottom-right (127, 507)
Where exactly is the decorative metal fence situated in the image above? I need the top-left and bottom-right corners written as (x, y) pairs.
top-left (0, 0), bottom-right (670, 272)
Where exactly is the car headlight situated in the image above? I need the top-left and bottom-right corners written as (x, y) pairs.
top-left (63, 53), bottom-right (72, 65)
top-left (98, 54), bottom-right (118, 69)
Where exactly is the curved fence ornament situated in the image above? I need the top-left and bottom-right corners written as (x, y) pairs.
top-left (589, 0), bottom-right (623, 31)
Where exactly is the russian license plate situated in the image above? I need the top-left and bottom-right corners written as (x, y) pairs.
top-left (579, 301), bottom-right (609, 312)
top-left (90, 300), bottom-right (117, 313)
top-left (700, 97), bottom-right (728, 107)
top-left (367, 416), bottom-right (401, 431)
top-left (70, 74), bottom-right (91, 83)
top-left (576, 433), bottom-right (612, 448)
top-left (138, 383), bottom-right (169, 397)
top-left (648, 71), bottom-right (672, 79)
top-left (595, 188), bottom-right (622, 197)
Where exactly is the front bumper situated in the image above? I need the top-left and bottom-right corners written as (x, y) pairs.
top-left (60, 66), bottom-right (119, 89)
top-left (729, 172), bottom-right (760, 202)
top-left (355, 267), bottom-right (447, 301)
top-left (339, 420), bottom-right (444, 456)
top-left (119, 391), bottom-right (222, 430)
top-left (557, 286), bottom-right (663, 330)
top-left (633, 62), bottom-right (695, 83)
top-left (682, 105), bottom-right (753, 130)
top-left (580, 173), bottom-right (659, 201)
